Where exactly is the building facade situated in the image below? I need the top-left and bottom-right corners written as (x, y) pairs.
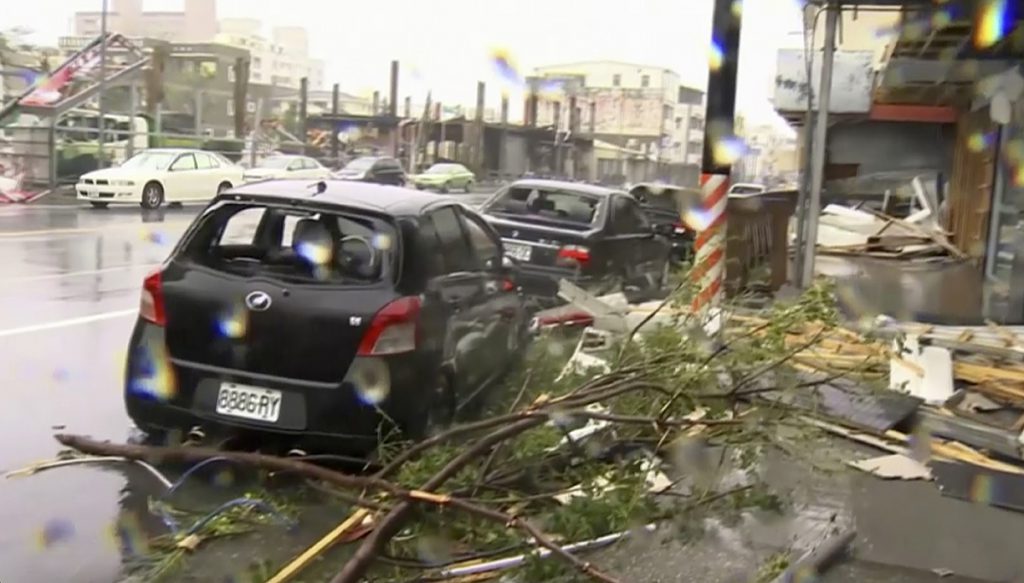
top-left (74, 0), bottom-right (218, 43)
top-left (530, 61), bottom-right (705, 169)
top-left (215, 18), bottom-right (324, 91)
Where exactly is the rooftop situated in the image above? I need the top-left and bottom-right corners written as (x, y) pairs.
top-left (222, 179), bottom-right (457, 216)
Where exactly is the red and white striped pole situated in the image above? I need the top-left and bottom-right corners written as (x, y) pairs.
top-left (691, 0), bottom-right (743, 312)
top-left (691, 173), bottom-right (729, 310)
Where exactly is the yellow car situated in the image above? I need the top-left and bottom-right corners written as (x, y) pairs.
top-left (411, 163), bottom-right (475, 193)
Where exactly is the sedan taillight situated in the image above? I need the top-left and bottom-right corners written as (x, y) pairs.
top-left (357, 297), bottom-right (421, 356)
top-left (140, 270), bottom-right (166, 326)
top-left (556, 245), bottom-right (591, 267)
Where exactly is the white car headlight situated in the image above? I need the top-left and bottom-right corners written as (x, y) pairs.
top-left (110, 179), bottom-right (135, 186)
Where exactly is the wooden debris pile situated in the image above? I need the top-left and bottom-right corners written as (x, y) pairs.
top-left (732, 313), bottom-right (1024, 441)
top-left (814, 204), bottom-right (964, 261)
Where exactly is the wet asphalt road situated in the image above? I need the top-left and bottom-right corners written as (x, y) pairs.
top-left (0, 202), bottom-right (202, 583)
top-left (0, 199), bottom-right (1021, 583)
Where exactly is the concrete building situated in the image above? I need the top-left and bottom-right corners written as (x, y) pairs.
top-left (73, 0), bottom-right (218, 43)
top-left (529, 60), bottom-right (704, 184)
top-left (735, 122), bottom-right (799, 185)
top-left (216, 19), bottom-right (324, 91)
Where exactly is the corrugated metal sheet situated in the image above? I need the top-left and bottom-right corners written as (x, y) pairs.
top-left (947, 109), bottom-right (997, 258)
top-left (774, 50), bottom-right (874, 114)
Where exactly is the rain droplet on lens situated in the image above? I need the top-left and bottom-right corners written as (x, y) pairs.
top-left (908, 421), bottom-right (933, 463)
top-left (36, 518), bottom-right (75, 549)
top-left (372, 233), bottom-right (392, 251)
top-left (548, 408), bottom-right (575, 429)
top-left (416, 535), bottom-right (455, 566)
top-left (128, 339), bottom-right (177, 402)
top-left (349, 359), bottom-right (391, 405)
top-left (213, 469), bottom-right (235, 488)
top-left (217, 303), bottom-right (249, 340)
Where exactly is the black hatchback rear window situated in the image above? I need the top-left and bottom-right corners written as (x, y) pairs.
top-left (181, 202), bottom-right (398, 285)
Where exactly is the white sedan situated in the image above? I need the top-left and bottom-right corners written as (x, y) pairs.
top-left (242, 155), bottom-right (331, 182)
top-left (77, 148), bottom-right (245, 209)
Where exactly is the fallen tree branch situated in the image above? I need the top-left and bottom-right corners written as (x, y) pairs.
top-left (55, 433), bottom-right (621, 583)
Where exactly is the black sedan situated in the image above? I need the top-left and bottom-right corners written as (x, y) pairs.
top-left (479, 179), bottom-right (671, 301)
top-left (332, 156), bottom-right (408, 186)
top-left (629, 183), bottom-right (700, 264)
top-left (124, 180), bottom-right (528, 452)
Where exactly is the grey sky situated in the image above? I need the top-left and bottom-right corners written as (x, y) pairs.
top-left (20, 0), bottom-right (805, 126)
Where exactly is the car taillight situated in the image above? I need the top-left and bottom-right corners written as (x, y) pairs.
top-left (140, 270), bottom-right (166, 326)
top-left (358, 296), bottom-right (421, 356)
top-left (673, 221), bottom-right (689, 235)
top-left (556, 245), bottom-right (591, 267)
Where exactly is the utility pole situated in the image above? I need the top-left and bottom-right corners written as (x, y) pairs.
top-left (800, 1), bottom-right (838, 287)
top-left (299, 76), bottom-right (308, 154)
top-left (97, 0), bottom-right (108, 168)
top-left (693, 0), bottom-right (743, 312)
top-left (331, 83), bottom-right (340, 163)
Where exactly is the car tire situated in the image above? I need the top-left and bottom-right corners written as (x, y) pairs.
top-left (89, 202), bottom-right (109, 209)
top-left (406, 372), bottom-right (455, 440)
top-left (464, 181), bottom-right (473, 193)
top-left (439, 182), bottom-right (449, 194)
top-left (140, 182), bottom-right (164, 210)
top-left (217, 181), bottom-right (232, 195)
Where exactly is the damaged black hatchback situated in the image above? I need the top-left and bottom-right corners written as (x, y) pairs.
top-left (124, 180), bottom-right (528, 452)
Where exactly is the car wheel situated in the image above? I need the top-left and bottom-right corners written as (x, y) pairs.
top-left (89, 202), bottom-right (109, 209)
top-left (439, 182), bottom-right (449, 194)
top-left (140, 182), bottom-right (164, 210)
top-left (464, 180), bottom-right (474, 193)
top-left (406, 372), bottom-right (455, 440)
top-left (217, 181), bottom-right (232, 195)
top-left (416, 184), bottom-right (425, 190)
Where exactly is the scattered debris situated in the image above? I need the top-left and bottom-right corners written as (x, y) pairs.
top-left (814, 180), bottom-right (964, 261)
top-left (890, 333), bottom-right (955, 405)
top-left (848, 454), bottom-right (933, 481)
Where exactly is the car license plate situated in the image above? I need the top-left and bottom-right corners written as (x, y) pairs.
top-left (216, 383), bottom-right (282, 423)
top-left (505, 242), bottom-right (532, 262)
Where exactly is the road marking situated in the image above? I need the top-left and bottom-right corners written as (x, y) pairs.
top-left (0, 220), bottom-right (191, 238)
top-left (0, 309), bottom-right (137, 338)
top-left (0, 263), bottom-right (159, 284)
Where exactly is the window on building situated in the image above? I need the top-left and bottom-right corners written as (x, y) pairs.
top-left (227, 99), bottom-right (235, 116)
top-left (675, 117), bottom-right (682, 129)
top-left (254, 57), bottom-right (262, 67)
top-left (691, 116), bottom-right (704, 131)
top-left (641, 74), bottom-right (650, 88)
top-left (612, 74), bottom-right (621, 87)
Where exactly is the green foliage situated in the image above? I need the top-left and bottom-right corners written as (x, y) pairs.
top-left (756, 551), bottom-right (791, 582)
